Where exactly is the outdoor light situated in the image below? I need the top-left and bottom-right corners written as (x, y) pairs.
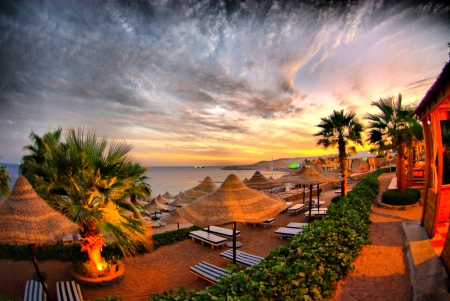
top-left (97, 262), bottom-right (103, 271)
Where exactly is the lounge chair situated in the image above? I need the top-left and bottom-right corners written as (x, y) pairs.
top-left (304, 208), bottom-right (328, 218)
top-left (260, 218), bottom-right (275, 228)
top-left (220, 249), bottom-right (263, 267)
top-left (286, 222), bottom-right (308, 229)
top-left (62, 234), bottom-right (73, 243)
top-left (189, 261), bottom-right (228, 283)
top-left (189, 230), bottom-right (228, 249)
top-left (274, 227), bottom-right (302, 239)
top-left (203, 225), bottom-right (241, 239)
top-left (287, 203), bottom-right (307, 215)
top-left (24, 280), bottom-right (46, 301)
top-left (56, 281), bottom-right (83, 301)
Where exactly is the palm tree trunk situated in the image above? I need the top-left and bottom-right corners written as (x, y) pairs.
top-left (397, 144), bottom-right (407, 193)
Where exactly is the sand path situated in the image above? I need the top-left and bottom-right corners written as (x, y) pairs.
top-left (331, 172), bottom-right (422, 301)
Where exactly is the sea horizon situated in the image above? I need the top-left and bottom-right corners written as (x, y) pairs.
top-left (1, 163), bottom-right (287, 199)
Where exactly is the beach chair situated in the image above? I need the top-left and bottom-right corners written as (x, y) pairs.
top-left (189, 261), bottom-right (228, 283)
top-left (287, 203), bottom-right (307, 215)
top-left (56, 281), bottom-right (83, 301)
top-left (24, 280), bottom-right (46, 301)
top-left (61, 233), bottom-right (73, 243)
top-left (260, 218), bottom-right (276, 228)
top-left (203, 225), bottom-right (241, 239)
top-left (274, 227), bottom-right (302, 239)
top-left (189, 230), bottom-right (228, 249)
top-left (304, 209), bottom-right (328, 218)
top-left (220, 249), bottom-right (263, 267)
top-left (286, 222), bottom-right (308, 229)
top-left (157, 220), bottom-right (167, 227)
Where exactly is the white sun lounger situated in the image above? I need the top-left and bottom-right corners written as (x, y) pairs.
top-left (189, 261), bottom-right (228, 283)
top-left (260, 218), bottom-right (276, 228)
top-left (274, 227), bottom-right (302, 239)
top-left (287, 203), bottom-right (307, 215)
top-left (304, 208), bottom-right (328, 218)
top-left (220, 249), bottom-right (264, 267)
top-left (189, 230), bottom-right (228, 249)
top-left (56, 281), bottom-right (83, 301)
top-left (286, 222), bottom-right (308, 229)
top-left (24, 280), bottom-right (46, 301)
top-left (203, 226), bottom-right (241, 239)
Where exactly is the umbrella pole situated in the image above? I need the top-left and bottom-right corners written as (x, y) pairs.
top-left (232, 222), bottom-right (237, 265)
top-left (177, 223), bottom-right (180, 230)
top-left (308, 185), bottom-right (313, 223)
top-left (302, 185), bottom-right (305, 204)
top-left (29, 244), bottom-right (52, 301)
top-left (317, 184), bottom-right (320, 212)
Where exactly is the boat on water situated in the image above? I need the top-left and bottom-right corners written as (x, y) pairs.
top-left (194, 165), bottom-right (205, 168)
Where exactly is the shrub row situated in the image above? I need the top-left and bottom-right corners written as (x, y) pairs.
top-left (382, 188), bottom-right (421, 205)
top-left (0, 226), bottom-right (200, 262)
top-left (150, 171), bottom-right (381, 301)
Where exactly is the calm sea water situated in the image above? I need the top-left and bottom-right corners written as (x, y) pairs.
top-left (1, 163), bottom-right (286, 197)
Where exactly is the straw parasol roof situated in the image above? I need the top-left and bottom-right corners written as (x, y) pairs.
top-left (146, 198), bottom-right (169, 212)
top-left (0, 176), bottom-right (79, 244)
top-left (155, 194), bottom-right (170, 205)
top-left (276, 167), bottom-right (340, 185)
top-left (159, 208), bottom-right (190, 224)
top-left (244, 171), bottom-right (284, 190)
top-left (178, 174), bottom-right (288, 227)
top-left (312, 165), bottom-right (341, 180)
top-left (162, 191), bottom-right (175, 199)
top-left (171, 177), bottom-right (218, 206)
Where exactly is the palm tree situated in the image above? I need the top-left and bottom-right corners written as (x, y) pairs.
top-left (365, 94), bottom-right (421, 192)
top-left (0, 156), bottom-right (11, 201)
top-left (24, 128), bottom-right (152, 270)
top-left (314, 110), bottom-right (364, 195)
top-left (20, 128), bottom-right (62, 185)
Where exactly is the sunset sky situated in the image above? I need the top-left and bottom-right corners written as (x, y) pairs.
top-left (1, 0), bottom-right (449, 167)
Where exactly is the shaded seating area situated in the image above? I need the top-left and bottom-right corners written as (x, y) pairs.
top-left (24, 280), bottom-right (46, 301)
top-left (189, 261), bottom-right (228, 283)
top-left (203, 225), bottom-right (241, 239)
top-left (56, 281), bottom-right (83, 301)
top-left (287, 203), bottom-right (307, 215)
top-left (189, 230), bottom-right (227, 249)
top-left (220, 249), bottom-right (263, 267)
top-left (274, 227), bottom-right (302, 239)
top-left (260, 218), bottom-right (276, 228)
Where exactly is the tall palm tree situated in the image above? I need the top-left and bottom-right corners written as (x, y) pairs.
top-left (314, 110), bottom-right (364, 195)
top-left (365, 94), bottom-right (421, 192)
top-left (0, 156), bottom-right (11, 201)
top-left (25, 128), bottom-right (152, 270)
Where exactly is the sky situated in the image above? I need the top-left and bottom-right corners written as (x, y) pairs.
top-left (0, 0), bottom-right (449, 167)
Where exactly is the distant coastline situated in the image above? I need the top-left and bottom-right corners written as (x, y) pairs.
top-left (221, 156), bottom-right (332, 171)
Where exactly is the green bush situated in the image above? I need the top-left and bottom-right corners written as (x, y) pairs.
top-left (382, 188), bottom-right (421, 205)
top-left (379, 166), bottom-right (396, 173)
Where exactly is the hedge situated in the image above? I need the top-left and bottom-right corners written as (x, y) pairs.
top-left (382, 188), bottom-right (421, 205)
top-left (0, 226), bottom-right (201, 262)
top-left (150, 170), bottom-right (381, 300)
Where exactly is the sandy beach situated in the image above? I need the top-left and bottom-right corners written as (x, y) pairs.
top-left (0, 173), bottom-right (422, 300)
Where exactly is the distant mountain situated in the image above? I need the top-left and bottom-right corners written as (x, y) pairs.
top-left (222, 155), bottom-right (336, 170)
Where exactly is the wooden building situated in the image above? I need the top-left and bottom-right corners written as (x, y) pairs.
top-left (414, 62), bottom-right (450, 271)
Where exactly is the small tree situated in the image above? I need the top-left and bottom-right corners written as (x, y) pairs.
top-left (314, 110), bottom-right (364, 195)
top-left (0, 156), bottom-right (11, 201)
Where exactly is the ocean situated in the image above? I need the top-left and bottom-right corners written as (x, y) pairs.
top-left (1, 163), bottom-right (287, 198)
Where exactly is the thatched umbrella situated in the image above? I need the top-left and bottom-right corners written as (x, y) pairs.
top-left (155, 194), bottom-right (170, 206)
top-left (312, 165), bottom-right (341, 180)
top-left (0, 176), bottom-right (79, 300)
top-left (182, 176), bottom-right (218, 202)
top-left (276, 168), bottom-right (340, 222)
top-left (159, 208), bottom-right (190, 229)
top-left (244, 171), bottom-right (284, 191)
top-left (162, 191), bottom-right (175, 199)
top-left (178, 174), bottom-right (288, 264)
top-left (146, 198), bottom-right (169, 219)
top-left (169, 191), bottom-right (190, 207)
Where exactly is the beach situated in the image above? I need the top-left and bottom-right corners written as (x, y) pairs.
top-left (0, 173), bottom-right (423, 300)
